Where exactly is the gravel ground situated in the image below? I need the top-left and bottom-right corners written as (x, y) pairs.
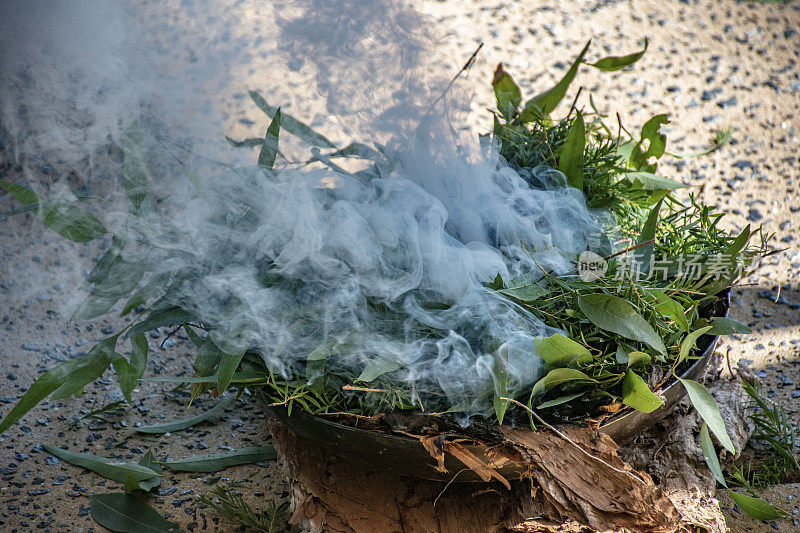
top-left (1, 0), bottom-right (799, 531)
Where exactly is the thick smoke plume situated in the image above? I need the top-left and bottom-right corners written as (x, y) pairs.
top-left (1, 0), bottom-right (610, 419)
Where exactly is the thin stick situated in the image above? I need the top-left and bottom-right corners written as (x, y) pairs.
top-left (342, 385), bottom-right (391, 393)
top-left (426, 42), bottom-right (484, 114)
top-left (433, 468), bottom-right (470, 507)
top-left (500, 397), bottom-right (649, 486)
top-left (602, 239), bottom-right (655, 261)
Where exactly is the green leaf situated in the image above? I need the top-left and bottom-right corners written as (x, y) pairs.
top-left (577, 293), bottom-right (666, 355)
top-left (493, 354), bottom-right (510, 425)
top-left (632, 199), bottom-right (662, 275)
top-left (650, 290), bottom-right (690, 332)
top-left (520, 40), bottom-right (591, 121)
top-left (630, 114), bottom-right (669, 172)
top-left (42, 444), bottom-right (161, 490)
top-left (621, 369), bottom-right (663, 413)
top-left (136, 395), bottom-right (235, 434)
top-left (699, 423), bottom-right (727, 486)
top-left (0, 180), bottom-right (38, 206)
top-left (138, 450), bottom-right (162, 475)
top-left (533, 333), bottom-right (592, 366)
top-left (127, 307), bottom-right (197, 337)
top-left (677, 326), bottom-right (713, 365)
top-left (627, 351), bottom-right (651, 368)
top-left (51, 335), bottom-right (120, 400)
top-left (249, 91), bottom-right (335, 148)
top-left (625, 171), bottom-right (687, 191)
top-left (123, 123), bottom-right (150, 211)
top-left (678, 378), bottom-right (735, 453)
top-left (588, 38), bottom-right (648, 72)
top-left (537, 391), bottom-right (586, 409)
top-left (40, 202), bottom-right (106, 242)
top-left (726, 224), bottom-right (752, 257)
top-left (558, 110), bottom-right (585, 190)
top-left (666, 126), bottom-right (733, 159)
top-left (727, 490), bottom-right (785, 521)
top-left (356, 356), bottom-right (403, 382)
top-left (161, 446), bottom-right (277, 473)
top-left (531, 367), bottom-right (596, 396)
top-left (217, 349), bottom-right (246, 393)
top-left (114, 334), bottom-right (148, 402)
top-left (497, 283), bottom-right (549, 303)
top-left (258, 108), bottom-right (282, 168)
top-left (705, 317), bottom-right (751, 335)
top-left (225, 136), bottom-right (264, 148)
top-left (492, 63), bottom-right (522, 120)
top-left (72, 260), bottom-right (146, 320)
top-left (91, 493), bottom-right (183, 532)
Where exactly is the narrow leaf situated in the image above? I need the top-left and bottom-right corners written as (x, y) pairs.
top-left (258, 108), bottom-right (281, 168)
top-left (588, 38), bottom-right (648, 72)
top-left (135, 395), bottom-right (234, 434)
top-left (537, 392), bottom-right (586, 409)
top-left (161, 446), bottom-right (277, 473)
top-left (727, 490), bottom-right (785, 521)
top-left (42, 445), bottom-right (161, 487)
top-left (521, 40), bottom-right (591, 121)
top-left (249, 91), bottom-right (335, 148)
top-left (699, 423), bottom-right (727, 486)
top-left (558, 110), bottom-right (585, 190)
top-left (127, 307), bottom-right (197, 338)
top-left (217, 349), bottom-right (246, 393)
top-left (91, 493), bottom-right (182, 533)
top-left (356, 356), bottom-right (402, 382)
top-left (679, 378), bottom-right (735, 453)
top-left (492, 63), bottom-right (522, 120)
top-left (677, 326), bottom-right (713, 365)
top-left (625, 171), bottom-right (687, 191)
top-left (123, 123), bottom-right (149, 210)
top-left (40, 202), bottom-right (106, 242)
top-left (705, 317), bottom-right (751, 335)
top-left (531, 367), bottom-right (596, 396)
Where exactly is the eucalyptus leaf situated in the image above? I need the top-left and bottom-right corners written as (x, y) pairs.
top-left (705, 317), bottom-right (751, 335)
top-left (577, 293), bottom-right (666, 355)
top-left (91, 493), bottom-right (182, 533)
top-left (650, 290), bottom-right (690, 332)
top-left (558, 110), bottom-right (585, 190)
top-left (699, 423), bottom-right (727, 486)
top-left (497, 283), bottom-right (548, 303)
top-left (217, 349), bottom-right (246, 392)
top-left (531, 367), bottom-right (596, 396)
top-left (630, 114), bottom-right (669, 172)
top-left (627, 351), bottom-right (651, 368)
top-left (0, 179), bottom-right (38, 206)
top-left (136, 395), bottom-right (235, 434)
top-left (492, 63), bottom-right (522, 120)
top-left (632, 199), bottom-right (662, 275)
top-left (533, 333), bottom-right (591, 367)
top-left (678, 378), bottom-right (735, 453)
top-left (677, 326), bottom-right (712, 365)
top-left (249, 90), bottom-right (336, 148)
top-left (520, 40), bottom-right (591, 121)
top-left (537, 391), bottom-right (586, 409)
top-left (621, 369), bottom-right (663, 413)
top-left (113, 333), bottom-right (147, 402)
top-left (40, 202), bottom-right (106, 242)
top-left (625, 171), bottom-right (687, 191)
top-left (588, 38), bottom-right (648, 72)
top-left (493, 354), bottom-right (511, 424)
top-left (42, 444), bottom-right (161, 490)
top-left (51, 335), bottom-right (120, 400)
top-left (123, 122), bottom-right (150, 211)
top-left (127, 307), bottom-right (198, 338)
top-left (727, 490), bottom-right (785, 521)
top-left (161, 446), bottom-right (277, 473)
top-left (356, 356), bottom-right (403, 382)
top-left (258, 108), bottom-right (281, 169)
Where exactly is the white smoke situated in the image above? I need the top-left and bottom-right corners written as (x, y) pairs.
top-left (1, 0), bottom-right (611, 419)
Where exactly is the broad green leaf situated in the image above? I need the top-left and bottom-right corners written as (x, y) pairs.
top-left (727, 490), bottom-right (785, 521)
top-left (577, 293), bottom-right (666, 355)
top-left (40, 202), bottom-right (106, 242)
top-left (625, 171), bottom-right (687, 191)
top-left (650, 290), bottom-right (690, 332)
top-left (114, 333), bottom-right (147, 402)
top-left (258, 108), bottom-right (281, 169)
top-left (498, 284), bottom-right (548, 303)
top-left (558, 110), bottom-right (585, 190)
top-left (136, 395), bottom-right (234, 434)
top-left (249, 91), bottom-right (336, 148)
top-left (85, 237), bottom-right (125, 284)
top-left (677, 326), bottom-right (712, 365)
top-left (630, 114), bottom-right (669, 172)
top-left (161, 446), bottom-right (277, 473)
top-left (488, 273), bottom-right (504, 290)
top-left (42, 445), bottom-right (161, 489)
top-left (679, 378), bottom-right (735, 453)
top-left (121, 276), bottom-right (167, 316)
top-left (356, 356), bottom-right (403, 382)
top-left (138, 450), bottom-right (162, 475)
top-left (492, 63), bottom-right (522, 120)
top-left (627, 351), bottom-right (651, 368)
top-left (705, 317), bottom-right (751, 335)
top-left (533, 333), bottom-right (591, 366)
top-left (588, 38), bottom-right (648, 72)
top-left (531, 367), bottom-right (596, 396)
top-left (0, 179), bottom-right (38, 205)
top-left (91, 493), bottom-right (182, 533)
top-left (615, 344), bottom-right (632, 364)
top-left (537, 391), bottom-right (586, 409)
top-left (699, 423), bottom-right (727, 486)
top-left (520, 40), bottom-right (591, 121)
top-left (123, 123), bottom-right (149, 211)
top-left (127, 307), bottom-right (198, 337)
top-left (217, 349), bottom-right (246, 393)
top-left (621, 369), bottom-right (663, 413)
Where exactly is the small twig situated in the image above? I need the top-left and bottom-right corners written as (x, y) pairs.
top-left (500, 397), bottom-right (649, 486)
top-left (603, 239), bottom-right (655, 261)
top-left (433, 468), bottom-right (470, 507)
top-left (160, 324), bottom-right (183, 348)
top-left (342, 385), bottom-right (391, 393)
top-left (426, 42), bottom-right (484, 114)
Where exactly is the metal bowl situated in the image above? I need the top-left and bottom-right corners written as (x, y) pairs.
top-left (267, 294), bottom-right (728, 482)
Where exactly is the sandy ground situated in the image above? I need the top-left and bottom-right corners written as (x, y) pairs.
top-left (1, 0), bottom-right (799, 531)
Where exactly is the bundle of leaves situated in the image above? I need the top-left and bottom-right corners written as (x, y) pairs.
top-left (0, 39), bottom-right (769, 442)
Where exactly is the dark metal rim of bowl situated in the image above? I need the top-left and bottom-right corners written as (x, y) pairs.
top-left (267, 293), bottom-right (729, 483)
